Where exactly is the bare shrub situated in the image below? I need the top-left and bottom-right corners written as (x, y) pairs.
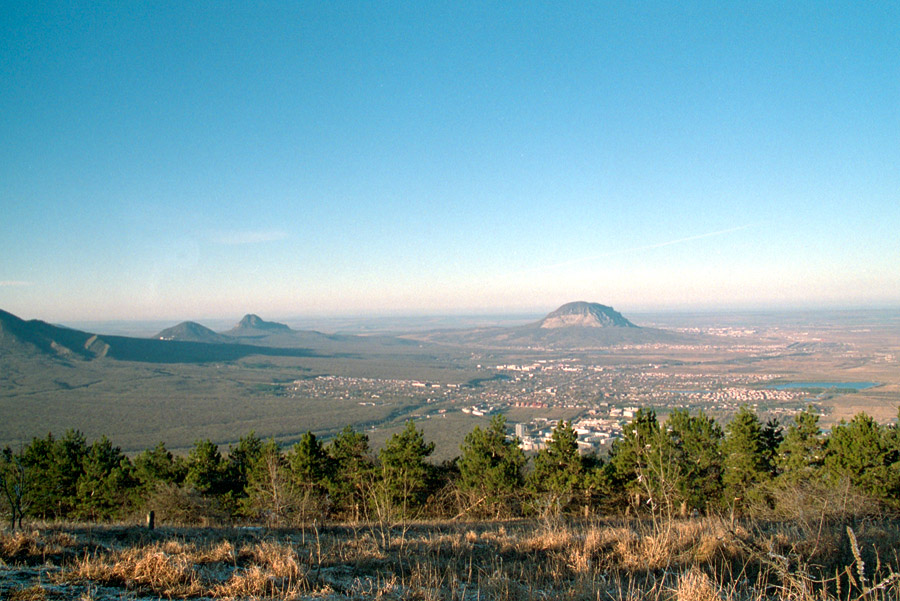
top-left (142, 482), bottom-right (228, 526)
top-left (753, 479), bottom-right (883, 528)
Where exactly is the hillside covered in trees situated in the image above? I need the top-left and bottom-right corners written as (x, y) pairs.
top-left (2, 407), bottom-right (899, 528)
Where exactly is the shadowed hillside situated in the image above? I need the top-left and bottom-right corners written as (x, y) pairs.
top-left (0, 309), bottom-right (323, 364)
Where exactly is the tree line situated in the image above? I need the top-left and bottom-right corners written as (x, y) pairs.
top-left (2, 406), bottom-right (899, 528)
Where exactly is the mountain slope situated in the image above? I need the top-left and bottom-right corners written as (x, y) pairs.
top-left (0, 309), bottom-right (319, 364)
top-left (411, 301), bottom-right (691, 349)
top-left (0, 309), bottom-right (101, 359)
top-left (538, 301), bottom-right (638, 329)
top-left (155, 321), bottom-right (230, 343)
top-left (227, 314), bottom-right (292, 337)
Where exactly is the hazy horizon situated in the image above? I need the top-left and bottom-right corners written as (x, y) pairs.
top-left (38, 302), bottom-right (900, 340)
top-left (2, 3), bottom-right (898, 322)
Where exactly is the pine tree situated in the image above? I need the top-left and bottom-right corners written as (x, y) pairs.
top-left (777, 406), bottom-right (824, 482)
top-left (327, 426), bottom-right (374, 521)
top-left (76, 436), bottom-right (135, 520)
top-left (457, 415), bottom-right (525, 517)
top-left (665, 409), bottom-right (724, 513)
top-left (221, 432), bottom-right (265, 513)
top-left (284, 431), bottom-right (333, 520)
top-left (184, 439), bottom-right (227, 496)
top-left (761, 418), bottom-right (783, 477)
top-left (376, 421), bottom-right (435, 519)
top-left (244, 439), bottom-right (298, 526)
top-left (289, 431), bottom-right (331, 490)
top-left (721, 406), bottom-right (769, 508)
top-left (21, 430), bottom-right (88, 518)
top-left (133, 442), bottom-right (186, 490)
top-left (825, 413), bottom-right (899, 502)
top-left (608, 409), bottom-right (664, 509)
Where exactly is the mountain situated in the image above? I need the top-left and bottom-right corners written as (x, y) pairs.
top-left (155, 321), bottom-right (230, 344)
top-left (538, 301), bottom-right (637, 329)
top-left (227, 314), bottom-right (293, 337)
top-left (0, 308), bottom-right (319, 364)
top-left (411, 301), bottom-right (691, 349)
top-left (0, 308), bottom-right (102, 359)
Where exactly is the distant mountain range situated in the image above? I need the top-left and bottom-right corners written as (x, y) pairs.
top-left (0, 309), bottom-right (319, 364)
top-left (0, 301), bottom-right (694, 364)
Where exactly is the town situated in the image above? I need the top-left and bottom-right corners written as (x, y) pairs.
top-left (285, 356), bottom-right (827, 455)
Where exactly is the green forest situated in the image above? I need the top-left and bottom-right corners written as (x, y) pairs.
top-left (2, 407), bottom-right (899, 529)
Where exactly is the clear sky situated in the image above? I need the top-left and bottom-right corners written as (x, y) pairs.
top-left (2, 2), bottom-right (898, 322)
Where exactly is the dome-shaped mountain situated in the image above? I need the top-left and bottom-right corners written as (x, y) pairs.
top-left (539, 302), bottom-right (638, 329)
top-left (155, 321), bottom-right (229, 343)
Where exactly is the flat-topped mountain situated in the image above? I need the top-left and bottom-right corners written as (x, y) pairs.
top-left (412, 301), bottom-right (691, 349)
top-left (155, 321), bottom-right (229, 344)
top-left (539, 301), bottom-right (637, 329)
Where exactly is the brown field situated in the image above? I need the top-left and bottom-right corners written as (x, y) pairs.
top-left (3, 515), bottom-right (900, 601)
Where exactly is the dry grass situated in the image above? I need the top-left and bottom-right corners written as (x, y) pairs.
top-left (2, 517), bottom-right (900, 600)
top-left (674, 567), bottom-right (722, 601)
top-left (6, 585), bottom-right (49, 601)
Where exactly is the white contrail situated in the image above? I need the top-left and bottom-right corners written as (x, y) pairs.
top-left (0, 281), bottom-right (33, 287)
top-left (521, 224), bottom-right (754, 274)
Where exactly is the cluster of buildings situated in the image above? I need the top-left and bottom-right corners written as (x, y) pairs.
top-left (283, 356), bottom-right (832, 456)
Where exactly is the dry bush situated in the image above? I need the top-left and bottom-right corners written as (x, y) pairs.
top-left (142, 482), bottom-right (228, 526)
top-left (199, 538), bottom-right (235, 563)
top-left (243, 540), bottom-right (305, 579)
top-left (68, 544), bottom-right (202, 597)
top-left (160, 538), bottom-right (194, 555)
top-left (752, 479), bottom-right (883, 527)
top-left (1, 530), bottom-right (43, 563)
top-left (674, 567), bottom-right (722, 601)
top-left (211, 564), bottom-right (309, 599)
top-left (335, 528), bottom-right (386, 563)
top-left (7, 585), bottom-right (48, 601)
top-left (519, 525), bottom-right (575, 552)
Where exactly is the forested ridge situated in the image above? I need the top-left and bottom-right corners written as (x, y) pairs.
top-left (2, 406), bottom-right (899, 528)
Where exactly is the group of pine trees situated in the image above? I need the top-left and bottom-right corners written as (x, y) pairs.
top-left (2, 406), bottom-right (899, 528)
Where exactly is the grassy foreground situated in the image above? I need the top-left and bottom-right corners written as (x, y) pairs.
top-left (2, 516), bottom-right (900, 601)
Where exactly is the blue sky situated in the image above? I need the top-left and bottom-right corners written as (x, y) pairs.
top-left (2, 2), bottom-right (898, 322)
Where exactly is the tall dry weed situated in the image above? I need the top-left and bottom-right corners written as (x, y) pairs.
top-left (67, 545), bottom-right (202, 597)
top-left (675, 567), bottom-right (722, 601)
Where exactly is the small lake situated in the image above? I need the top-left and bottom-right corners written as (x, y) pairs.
top-left (767, 381), bottom-right (879, 391)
